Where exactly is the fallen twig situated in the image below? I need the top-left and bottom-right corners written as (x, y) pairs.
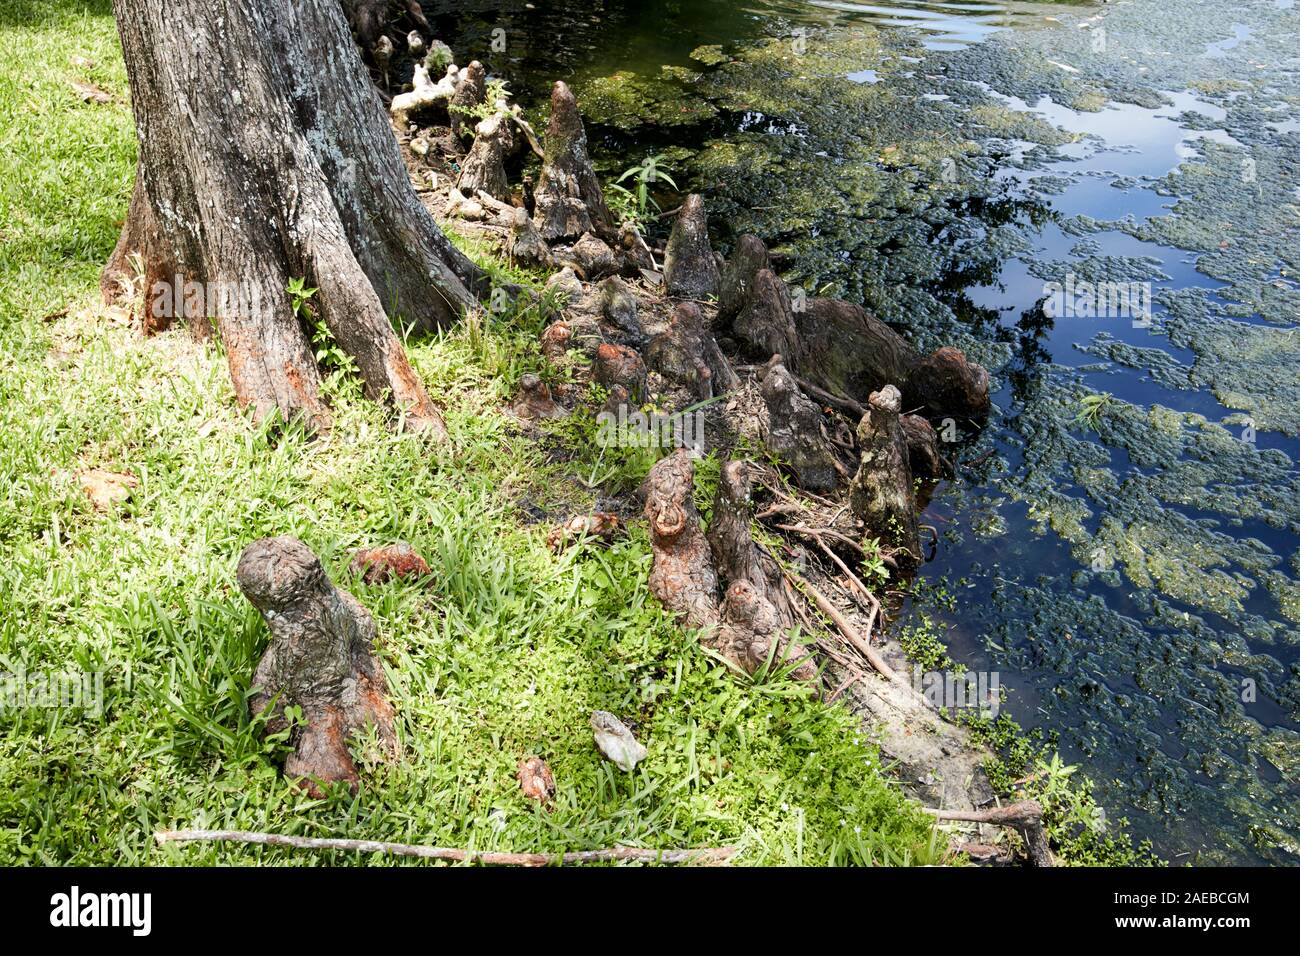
top-left (826, 672), bottom-right (862, 703)
top-left (786, 568), bottom-right (900, 684)
top-left (795, 376), bottom-right (868, 419)
top-left (774, 521), bottom-right (867, 557)
top-left (155, 830), bottom-right (737, 866)
top-left (812, 536), bottom-right (881, 637)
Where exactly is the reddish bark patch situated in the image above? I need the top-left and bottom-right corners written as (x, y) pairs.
top-left (517, 757), bottom-right (556, 806)
top-left (350, 541), bottom-right (434, 584)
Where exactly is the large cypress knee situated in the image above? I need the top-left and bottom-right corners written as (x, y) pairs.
top-left (849, 386), bottom-right (920, 569)
top-left (237, 536), bottom-right (398, 797)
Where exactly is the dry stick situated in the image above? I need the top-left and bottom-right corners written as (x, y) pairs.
top-left (826, 672), bottom-right (861, 704)
top-left (786, 569), bottom-right (901, 685)
top-left (795, 375), bottom-right (868, 419)
top-left (155, 830), bottom-right (736, 866)
top-left (812, 536), bottom-right (881, 639)
top-left (817, 637), bottom-right (868, 676)
top-left (508, 111), bottom-right (545, 158)
top-left (755, 502), bottom-right (801, 521)
top-left (921, 801), bottom-right (1053, 868)
top-left (774, 522), bottom-right (866, 557)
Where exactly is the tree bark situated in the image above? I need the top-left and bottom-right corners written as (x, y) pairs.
top-left (106, 0), bottom-right (491, 435)
top-left (849, 385), bottom-right (920, 568)
top-left (237, 536), bottom-right (397, 797)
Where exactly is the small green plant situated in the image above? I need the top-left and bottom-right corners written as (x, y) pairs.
top-left (289, 276), bottom-right (361, 399)
top-left (449, 78), bottom-right (513, 125)
top-left (957, 712), bottom-right (1160, 866)
top-left (608, 153), bottom-right (678, 226)
top-left (284, 275), bottom-right (313, 315)
top-left (896, 609), bottom-right (956, 674)
top-left (858, 536), bottom-right (892, 586)
top-left (1074, 392), bottom-right (1113, 432)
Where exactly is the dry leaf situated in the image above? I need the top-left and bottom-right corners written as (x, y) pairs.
top-left (78, 469), bottom-right (138, 511)
top-left (546, 513), bottom-right (620, 553)
top-left (349, 541), bottom-right (433, 584)
top-left (516, 757), bottom-right (555, 806)
top-left (70, 80), bottom-right (112, 105)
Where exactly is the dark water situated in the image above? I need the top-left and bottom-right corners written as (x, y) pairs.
top-left (429, 0), bottom-right (1300, 863)
top-left (426, 0), bottom-right (1076, 85)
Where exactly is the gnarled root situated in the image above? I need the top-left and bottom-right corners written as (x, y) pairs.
top-left (593, 343), bottom-right (648, 403)
top-left (532, 81), bottom-right (613, 241)
top-left (663, 194), bottom-right (720, 301)
top-left (448, 60), bottom-right (486, 144)
top-left (849, 385), bottom-right (920, 570)
top-left (342, 0), bottom-right (430, 59)
top-left (904, 345), bottom-right (992, 420)
top-left (735, 269), bottom-right (800, 365)
top-left (238, 536), bottom-right (398, 798)
top-left (646, 453), bottom-right (815, 682)
top-left (761, 360), bottom-right (843, 493)
top-left (709, 461), bottom-right (814, 679)
top-left (901, 413), bottom-right (947, 481)
top-left (645, 301), bottom-right (739, 401)
top-left (457, 114), bottom-right (511, 203)
top-left (645, 451), bottom-right (720, 631)
top-left (715, 235), bottom-right (990, 422)
top-left (507, 207), bottom-right (554, 270)
top-left (717, 234), bottom-right (770, 327)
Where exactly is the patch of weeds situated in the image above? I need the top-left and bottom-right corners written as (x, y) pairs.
top-left (1073, 391), bottom-right (1113, 432)
top-left (957, 712), bottom-right (1161, 866)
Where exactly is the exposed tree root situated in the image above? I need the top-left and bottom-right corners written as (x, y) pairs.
top-left (237, 536), bottom-right (397, 798)
top-left (924, 802), bottom-right (1053, 867)
top-left (341, 0), bottom-right (430, 57)
top-left (533, 81), bottom-right (613, 241)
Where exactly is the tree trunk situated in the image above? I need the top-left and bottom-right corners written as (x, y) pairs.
top-left (105, 0), bottom-right (491, 435)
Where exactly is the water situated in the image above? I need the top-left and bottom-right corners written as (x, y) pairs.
top-left (426, 0), bottom-right (1075, 84)
top-left (430, 0), bottom-right (1300, 863)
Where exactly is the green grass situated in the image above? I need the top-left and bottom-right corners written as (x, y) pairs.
top-left (0, 0), bottom-right (942, 865)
